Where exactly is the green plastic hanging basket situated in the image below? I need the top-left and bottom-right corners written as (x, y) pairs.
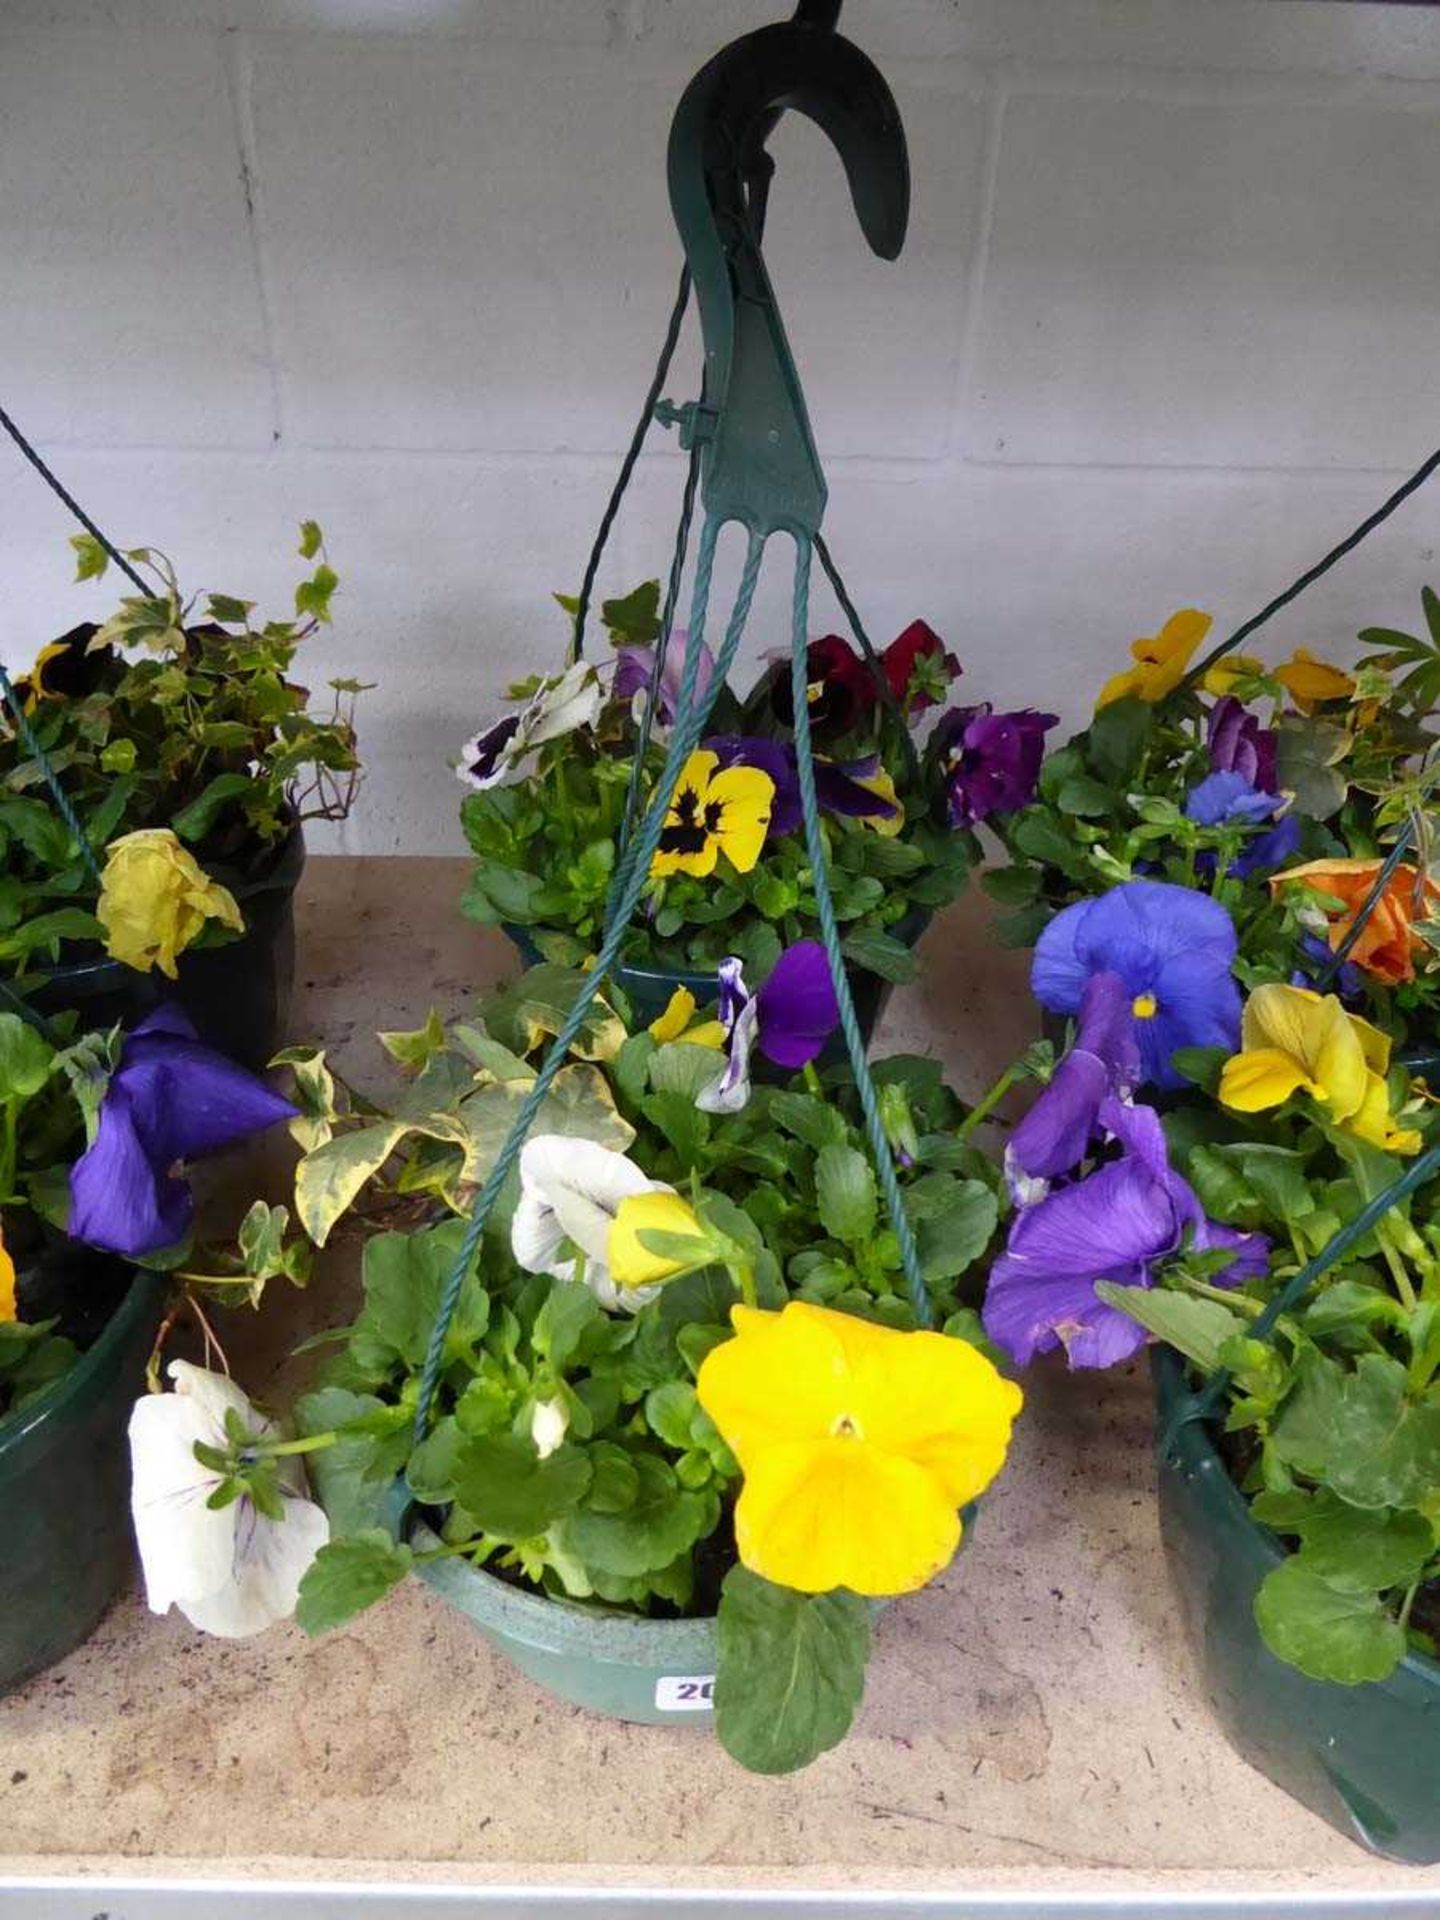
top-left (411, 1516), bottom-right (720, 1727)
top-left (1154, 1348), bottom-right (1440, 1865)
top-left (0, 1266), bottom-right (168, 1697)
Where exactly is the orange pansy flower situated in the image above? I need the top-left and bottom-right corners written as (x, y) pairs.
top-left (1272, 857), bottom-right (1440, 987)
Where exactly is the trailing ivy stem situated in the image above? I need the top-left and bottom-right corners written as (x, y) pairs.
top-left (955, 1063), bottom-right (1023, 1144)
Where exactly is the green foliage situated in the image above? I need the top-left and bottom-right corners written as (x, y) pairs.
top-left (1, 528), bottom-right (364, 965)
top-left (714, 1567), bottom-right (870, 1773)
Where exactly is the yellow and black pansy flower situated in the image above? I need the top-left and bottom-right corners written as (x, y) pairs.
top-left (650, 750), bottom-right (774, 880)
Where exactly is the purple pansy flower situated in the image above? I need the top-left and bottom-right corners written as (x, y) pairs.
top-left (1231, 812), bottom-right (1302, 880)
top-left (1184, 770), bottom-right (1280, 829)
top-left (1208, 696), bottom-right (1277, 793)
top-left (1032, 880), bottom-right (1241, 1092)
top-left (1291, 929), bottom-right (1364, 1002)
top-left (706, 738), bottom-right (899, 838)
top-left (69, 1006), bottom-right (298, 1259)
top-left (935, 704), bottom-right (1057, 829)
top-left (1006, 970), bottom-right (1139, 1197)
top-left (613, 628), bottom-right (717, 726)
top-left (984, 1096), bottom-right (1269, 1369)
top-left (696, 942), bottom-right (841, 1114)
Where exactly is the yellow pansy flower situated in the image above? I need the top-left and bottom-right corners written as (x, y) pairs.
top-left (1201, 653), bottom-right (1264, 697)
top-left (650, 751), bottom-right (774, 881)
top-left (97, 828), bottom-right (245, 981)
top-left (1097, 609), bottom-right (1212, 710)
top-left (0, 1227), bottom-right (16, 1323)
top-left (1273, 649), bottom-right (1355, 713)
top-left (647, 987), bottom-right (726, 1050)
top-left (1219, 982), bottom-right (1419, 1155)
top-left (696, 1300), bottom-right (1023, 1597)
top-left (850, 764), bottom-right (904, 838)
top-left (608, 1190), bottom-right (711, 1290)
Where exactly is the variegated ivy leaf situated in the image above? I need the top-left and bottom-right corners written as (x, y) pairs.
top-left (270, 1045), bottom-right (342, 1153)
top-left (377, 1009), bottom-right (448, 1074)
top-left (296, 1113), bottom-right (473, 1247)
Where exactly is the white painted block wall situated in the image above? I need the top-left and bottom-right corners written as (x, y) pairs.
top-left (3, 0), bottom-right (1440, 855)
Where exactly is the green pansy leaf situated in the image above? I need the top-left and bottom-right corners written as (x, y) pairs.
top-left (296, 1530), bottom-right (413, 1636)
top-left (1254, 1559), bottom-right (1405, 1685)
top-left (649, 1041), bottom-right (726, 1102)
top-left (450, 1435), bottom-right (592, 1540)
top-left (405, 1417), bottom-right (468, 1505)
top-left (714, 1567), bottom-right (870, 1775)
top-left (1271, 1346), bottom-right (1347, 1479)
top-left (294, 1387), bottom-right (406, 1535)
top-left (1328, 1355), bottom-right (1440, 1511)
top-left (839, 927), bottom-right (917, 985)
top-left (558, 1453), bottom-right (709, 1577)
top-left (533, 1278), bottom-right (607, 1371)
top-left (0, 1014), bottom-right (55, 1102)
top-left (171, 773), bottom-right (254, 844)
top-left (815, 1143), bottom-right (878, 1246)
top-left (645, 1380), bottom-right (701, 1450)
top-left (912, 1179), bottom-right (998, 1283)
top-left (1084, 697), bottom-right (1152, 786)
top-left (1251, 1486), bottom-right (1433, 1594)
top-left (351, 1221), bottom-right (489, 1372)
top-left (766, 1091), bottom-right (846, 1152)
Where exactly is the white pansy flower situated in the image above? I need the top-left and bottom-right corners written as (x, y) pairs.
top-left (511, 1135), bottom-right (671, 1313)
top-left (128, 1361), bottom-right (329, 1638)
top-left (457, 662), bottom-right (603, 792)
top-left (530, 1396), bottom-right (570, 1460)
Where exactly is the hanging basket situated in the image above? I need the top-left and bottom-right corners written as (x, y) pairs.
top-left (501, 904), bottom-right (930, 1053)
top-left (410, 1513), bottom-right (721, 1726)
top-left (1154, 1349), bottom-right (1440, 1865)
top-left (0, 1260), bottom-right (167, 1696)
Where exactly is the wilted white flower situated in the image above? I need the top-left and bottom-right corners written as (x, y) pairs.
top-left (128, 1361), bottom-right (329, 1638)
top-left (511, 1134), bottom-right (672, 1313)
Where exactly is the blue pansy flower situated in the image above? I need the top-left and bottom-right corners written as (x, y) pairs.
top-left (69, 1006), bottom-right (297, 1259)
top-left (1184, 769), bottom-right (1279, 828)
top-left (1031, 880), bottom-right (1241, 1091)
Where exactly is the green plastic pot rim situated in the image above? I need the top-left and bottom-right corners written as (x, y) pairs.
top-left (406, 1513), bottom-right (718, 1665)
top-left (0, 1267), bottom-right (168, 1457)
top-left (1153, 1344), bottom-right (1440, 1691)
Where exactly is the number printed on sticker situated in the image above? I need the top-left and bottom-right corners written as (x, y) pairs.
top-left (655, 1674), bottom-right (715, 1712)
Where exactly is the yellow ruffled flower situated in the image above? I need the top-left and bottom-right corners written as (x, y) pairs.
top-left (1201, 653), bottom-right (1264, 697)
top-left (1273, 649), bottom-right (1355, 714)
top-left (696, 1300), bottom-right (1023, 1597)
top-left (650, 751), bottom-right (774, 881)
top-left (607, 1190), bottom-right (711, 1290)
top-left (0, 1227), bottom-right (16, 1324)
top-left (97, 828), bottom-right (245, 981)
top-left (1219, 982), bottom-right (1419, 1155)
top-left (1096, 609), bottom-right (1212, 710)
top-left (647, 987), bottom-right (726, 1050)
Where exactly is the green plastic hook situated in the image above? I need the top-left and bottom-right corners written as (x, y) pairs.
top-left (663, 1), bottom-right (909, 540)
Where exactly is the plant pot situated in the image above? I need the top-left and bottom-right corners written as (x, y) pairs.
top-left (0, 1266), bottom-right (168, 1697)
top-left (25, 825), bottom-right (305, 1072)
top-left (502, 907), bottom-right (932, 1060)
top-left (409, 1516), bottom-right (719, 1726)
top-left (1154, 1347), bottom-right (1440, 1864)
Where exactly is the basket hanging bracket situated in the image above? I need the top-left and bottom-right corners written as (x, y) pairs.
top-left (660, 0), bottom-right (909, 540)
